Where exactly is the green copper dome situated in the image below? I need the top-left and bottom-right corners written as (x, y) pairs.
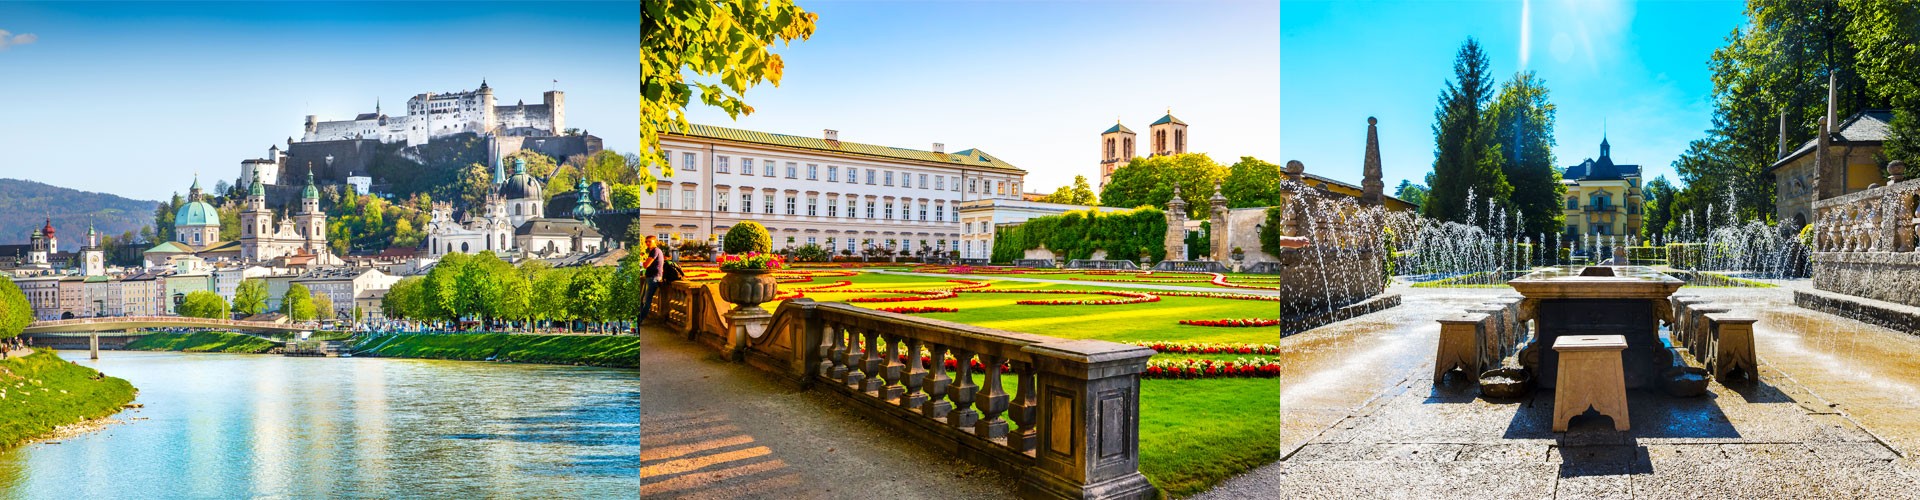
top-left (301, 170), bottom-right (319, 199)
top-left (175, 199), bottom-right (219, 228)
top-left (571, 178), bottom-right (597, 226)
top-left (249, 171), bottom-right (265, 197)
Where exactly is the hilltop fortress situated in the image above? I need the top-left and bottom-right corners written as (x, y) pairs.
top-left (238, 80), bottom-right (601, 202)
top-left (300, 80), bottom-right (564, 147)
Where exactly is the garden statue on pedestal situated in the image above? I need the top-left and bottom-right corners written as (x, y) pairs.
top-left (718, 221), bottom-right (783, 360)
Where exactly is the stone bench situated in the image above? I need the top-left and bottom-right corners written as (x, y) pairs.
top-left (1668, 295), bottom-right (1706, 353)
top-left (1552, 334), bottom-right (1631, 432)
top-left (1684, 305), bottom-right (1731, 360)
top-left (1703, 313), bottom-right (1759, 381)
top-left (1435, 312), bottom-right (1493, 384)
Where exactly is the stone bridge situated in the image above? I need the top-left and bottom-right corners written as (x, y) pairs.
top-left (23, 316), bottom-right (309, 335)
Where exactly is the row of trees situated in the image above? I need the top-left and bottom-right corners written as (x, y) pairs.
top-left (1666, 0), bottom-right (1920, 230)
top-left (0, 276), bottom-right (30, 338)
top-left (1100, 154), bottom-right (1284, 218)
top-left (1422, 38), bottom-right (1566, 237)
top-left (175, 280), bottom-right (340, 322)
top-left (989, 207), bottom-right (1169, 263)
top-left (380, 251), bottom-right (642, 328)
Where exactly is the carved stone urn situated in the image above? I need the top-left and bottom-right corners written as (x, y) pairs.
top-left (719, 268), bottom-right (780, 313)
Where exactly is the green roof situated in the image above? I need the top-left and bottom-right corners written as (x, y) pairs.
top-left (1103, 122), bottom-right (1134, 135)
top-left (144, 241), bottom-right (196, 254)
top-left (669, 123), bottom-right (1025, 173)
top-left (249, 171), bottom-right (265, 197)
top-left (174, 200), bottom-right (220, 227)
top-left (301, 171), bottom-right (319, 199)
top-left (1150, 113), bottom-right (1186, 126)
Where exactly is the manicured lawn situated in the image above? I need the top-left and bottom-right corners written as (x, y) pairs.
top-left (0, 348), bottom-right (138, 449)
top-left (717, 269), bottom-right (1281, 496)
top-left (124, 332), bottom-right (280, 353)
top-left (353, 333), bottom-right (640, 368)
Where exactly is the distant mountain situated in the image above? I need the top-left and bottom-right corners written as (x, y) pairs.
top-left (0, 179), bottom-right (161, 245)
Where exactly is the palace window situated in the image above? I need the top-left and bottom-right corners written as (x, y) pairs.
top-left (826, 199), bottom-right (837, 217)
top-left (658, 187), bottom-right (672, 209)
top-left (919, 174), bottom-right (928, 189)
top-left (806, 196), bottom-right (817, 216)
top-left (866, 201), bottom-right (876, 219)
top-left (741, 157), bottom-right (754, 175)
top-left (1566, 197), bottom-right (1576, 210)
top-left (968, 179), bottom-right (977, 193)
top-left (846, 199), bottom-right (857, 218)
top-left (716, 193), bottom-right (729, 212)
top-left (764, 194), bottom-right (774, 214)
top-left (807, 164), bottom-right (818, 180)
top-left (683, 153), bottom-right (697, 172)
top-left (919, 202), bottom-right (928, 221)
top-left (935, 176), bottom-right (945, 191)
top-left (740, 192), bottom-right (753, 213)
top-left (763, 160), bottom-right (775, 177)
top-left (866, 169), bottom-right (876, 185)
top-left (885, 171), bottom-right (894, 186)
top-left (828, 165), bottom-right (838, 182)
top-left (716, 156), bottom-right (730, 174)
top-left (785, 195), bottom-right (796, 215)
top-left (683, 190), bottom-right (696, 210)
top-left (935, 205), bottom-right (944, 222)
top-left (786, 162), bottom-right (798, 179)
top-left (884, 202), bottom-right (894, 219)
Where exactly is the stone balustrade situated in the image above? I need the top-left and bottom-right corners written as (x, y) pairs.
top-left (1812, 178), bottom-right (1920, 253)
top-left (647, 283), bottom-right (1157, 499)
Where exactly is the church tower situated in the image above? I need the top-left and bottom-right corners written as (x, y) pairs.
top-left (1099, 121), bottom-right (1136, 189)
top-left (240, 171), bottom-right (270, 261)
top-left (80, 222), bottom-right (104, 277)
top-left (1149, 109), bottom-right (1188, 157)
top-left (294, 169), bottom-right (327, 255)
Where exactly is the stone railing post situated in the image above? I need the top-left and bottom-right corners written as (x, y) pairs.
top-left (1019, 339), bottom-right (1157, 500)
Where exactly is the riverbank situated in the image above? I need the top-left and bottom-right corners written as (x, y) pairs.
top-left (123, 332), bottom-right (278, 353)
top-left (353, 333), bottom-right (640, 368)
top-left (0, 348), bottom-right (138, 450)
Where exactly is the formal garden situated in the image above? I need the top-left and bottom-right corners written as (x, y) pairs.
top-left (648, 219), bottom-right (1284, 496)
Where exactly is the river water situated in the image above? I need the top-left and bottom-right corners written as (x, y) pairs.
top-left (0, 351), bottom-right (639, 498)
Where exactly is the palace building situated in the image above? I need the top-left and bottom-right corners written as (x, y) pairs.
top-left (643, 124), bottom-right (1028, 257)
top-left (1560, 137), bottom-right (1644, 238)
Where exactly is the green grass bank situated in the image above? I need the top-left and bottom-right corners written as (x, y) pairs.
top-left (0, 348), bottom-right (137, 449)
top-left (353, 333), bottom-right (640, 368)
top-left (123, 332), bottom-right (280, 353)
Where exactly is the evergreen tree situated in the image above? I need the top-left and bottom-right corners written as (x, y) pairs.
top-left (1425, 38), bottom-right (1510, 226)
top-left (1485, 71), bottom-right (1565, 236)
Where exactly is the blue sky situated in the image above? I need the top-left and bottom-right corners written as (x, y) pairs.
top-left (0, 2), bottom-right (638, 201)
top-left (680, 0), bottom-right (1280, 195)
top-left (1282, 0), bottom-right (1748, 192)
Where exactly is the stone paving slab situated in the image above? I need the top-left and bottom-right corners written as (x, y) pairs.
top-left (639, 324), bottom-right (1014, 499)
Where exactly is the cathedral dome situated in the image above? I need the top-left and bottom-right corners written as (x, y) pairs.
top-left (175, 199), bottom-right (220, 228)
top-left (498, 157), bottom-right (543, 201)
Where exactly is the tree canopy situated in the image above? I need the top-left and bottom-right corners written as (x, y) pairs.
top-left (233, 278), bottom-right (269, 317)
top-left (643, 0), bottom-right (817, 193)
top-left (1041, 175), bottom-right (1100, 206)
top-left (178, 291), bottom-right (229, 320)
top-left (1424, 37), bottom-right (1512, 227)
top-left (1222, 157), bottom-right (1283, 209)
top-left (1485, 71), bottom-right (1566, 236)
top-left (1099, 153), bottom-right (1230, 218)
top-left (281, 283), bottom-right (315, 322)
top-left (0, 276), bottom-right (30, 338)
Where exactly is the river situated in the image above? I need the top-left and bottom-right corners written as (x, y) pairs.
top-left (0, 350), bottom-right (639, 498)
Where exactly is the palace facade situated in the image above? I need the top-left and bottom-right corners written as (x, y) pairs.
top-left (643, 124), bottom-right (1028, 255)
top-left (1560, 138), bottom-right (1644, 238)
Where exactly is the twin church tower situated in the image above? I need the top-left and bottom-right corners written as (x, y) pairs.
top-left (1097, 110), bottom-right (1189, 188)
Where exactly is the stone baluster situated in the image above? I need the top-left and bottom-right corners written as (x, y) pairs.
top-left (878, 332), bottom-right (905, 402)
top-left (842, 326), bottom-right (866, 388)
top-left (825, 320), bottom-right (848, 380)
top-left (975, 354), bottom-right (1010, 440)
top-left (898, 337), bottom-right (925, 409)
top-left (922, 343), bottom-right (953, 419)
top-left (1011, 362), bottom-right (1038, 453)
top-left (860, 330), bottom-right (885, 393)
top-left (948, 348), bottom-right (980, 429)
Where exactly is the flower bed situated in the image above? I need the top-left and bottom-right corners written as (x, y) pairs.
top-left (1207, 273), bottom-right (1281, 290)
top-left (877, 306), bottom-right (959, 314)
top-left (1152, 291), bottom-right (1281, 302)
top-left (794, 280), bottom-right (854, 291)
top-left (1177, 318), bottom-right (1280, 327)
top-left (1013, 290), bottom-right (1160, 306)
top-left (1131, 341), bottom-right (1282, 355)
top-left (1144, 357), bottom-right (1280, 379)
top-left (843, 289), bottom-right (959, 303)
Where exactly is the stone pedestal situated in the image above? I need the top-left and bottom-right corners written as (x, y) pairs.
top-left (90, 332), bottom-right (99, 360)
top-left (1552, 334), bottom-right (1630, 432)
top-left (724, 308), bottom-right (771, 362)
top-left (1020, 340), bottom-right (1159, 500)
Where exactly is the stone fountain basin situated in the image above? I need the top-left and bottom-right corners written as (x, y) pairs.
top-left (1505, 265), bottom-right (1685, 300)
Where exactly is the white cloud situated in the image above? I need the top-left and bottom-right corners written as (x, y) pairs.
top-left (0, 29), bottom-right (39, 51)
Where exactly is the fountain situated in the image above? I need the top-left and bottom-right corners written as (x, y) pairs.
top-left (1506, 265), bottom-right (1683, 389)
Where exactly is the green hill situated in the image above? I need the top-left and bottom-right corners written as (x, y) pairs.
top-left (0, 179), bottom-right (159, 244)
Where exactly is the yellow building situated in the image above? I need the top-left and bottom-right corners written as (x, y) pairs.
top-left (1560, 138), bottom-right (1643, 238)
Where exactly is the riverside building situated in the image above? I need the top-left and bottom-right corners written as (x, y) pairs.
top-left (644, 124), bottom-right (1028, 255)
